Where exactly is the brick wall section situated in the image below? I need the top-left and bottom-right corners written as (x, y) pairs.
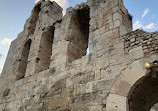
top-left (122, 29), bottom-right (158, 56)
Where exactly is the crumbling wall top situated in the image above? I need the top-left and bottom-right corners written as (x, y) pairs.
top-left (121, 29), bottom-right (158, 56)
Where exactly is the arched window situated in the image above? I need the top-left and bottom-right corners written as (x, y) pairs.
top-left (67, 6), bottom-right (90, 62)
top-left (36, 26), bottom-right (55, 73)
top-left (27, 3), bottom-right (41, 35)
top-left (16, 39), bottom-right (32, 80)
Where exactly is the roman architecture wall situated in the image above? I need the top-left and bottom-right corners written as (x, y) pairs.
top-left (0, 0), bottom-right (158, 111)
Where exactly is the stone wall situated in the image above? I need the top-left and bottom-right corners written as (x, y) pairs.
top-left (122, 29), bottom-right (158, 56)
top-left (0, 0), bottom-right (157, 111)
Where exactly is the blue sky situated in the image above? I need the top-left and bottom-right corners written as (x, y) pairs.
top-left (0, 0), bottom-right (158, 73)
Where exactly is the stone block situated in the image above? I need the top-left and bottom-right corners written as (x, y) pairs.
top-left (96, 58), bottom-right (110, 70)
top-left (113, 12), bottom-right (122, 21)
top-left (0, 104), bottom-right (5, 111)
top-left (106, 94), bottom-right (127, 111)
top-left (111, 75), bottom-right (131, 97)
top-left (89, 19), bottom-right (98, 32)
top-left (21, 97), bottom-right (38, 107)
top-left (121, 60), bottom-right (146, 85)
top-left (114, 19), bottom-right (121, 28)
top-left (109, 22), bottom-right (114, 30)
top-left (101, 63), bottom-right (126, 80)
top-left (109, 53), bottom-right (129, 66)
top-left (99, 26), bottom-right (105, 35)
top-left (95, 70), bottom-right (101, 80)
top-left (129, 46), bottom-right (144, 60)
top-left (120, 26), bottom-right (128, 36)
top-left (86, 82), bottom-right (94, 93)
top-left (61, 88), bottom-right (71, 97)
top-left (95, 79), bottom-right (114, 91)
top-left (74, 84), bottom-right (86, 96)
top-left (155, 34), bottom-right (158, 40)
top-left (90, 105), bottom-right (102, 111)
top-left (101, 30), bottom-right (113, 39)
top-left (48, 97), bottom-right (69, 110)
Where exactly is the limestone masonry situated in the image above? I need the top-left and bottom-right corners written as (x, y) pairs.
top-left (0, 0), bottom-right (158, 111)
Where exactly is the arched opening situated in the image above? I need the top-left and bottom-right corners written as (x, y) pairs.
top-left (68, 6), bottom-right (90, 62)
top-left (27, 3), bottom-right (41, 35)
top-left (128, 65), bottom-right (158, 111)
top-left (16, 39), bottom-right (32, 80)
top-left (36, 26), bottom-right (55, 73)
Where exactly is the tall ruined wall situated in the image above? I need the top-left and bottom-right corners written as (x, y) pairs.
top-left (0, 0), bottom-right (157, 111)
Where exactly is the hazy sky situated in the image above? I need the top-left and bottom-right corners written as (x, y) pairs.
top-left (0, 0), bottom-right (158, 73)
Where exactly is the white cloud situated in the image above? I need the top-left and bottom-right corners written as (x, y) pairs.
top-left (51, 0), bottom-right (69, 8)
top-left (133, 21), bottom-right (143, 30)
top-left (35, 0), bottom-right (69, 14)
top-left (35, 0), bottom-right (39, 3)
top-left (142, 8), bottom-right (149, 19)
top-left (0, 38), bottom-right (12, 46)
top-left (133, 21), bottom-right (156, 30)
top-left (143, 23), bottom-right (155, 29)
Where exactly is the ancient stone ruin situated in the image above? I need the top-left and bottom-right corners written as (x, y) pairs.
top-left (0, 0), bottom-right (158, 111)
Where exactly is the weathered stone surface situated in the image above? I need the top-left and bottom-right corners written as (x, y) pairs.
top-left (106, 94), bottom-right (127, 111)
top-left (90, 105), bottom-right (102, 111)
top-left (48, 97), bottom-right (69, 110)
top-left (129, 46), bottom-right (144, 60)
top-left (111, 75), bottom-right (131, 97)
top-left (0, 0), bottom-right (157, 111)
top-left (121, 60), bottom-right (146, 85)
top-left (98, 26), bottom-right (105, 35)
top-left (122, 29), bottom-right (158, 56)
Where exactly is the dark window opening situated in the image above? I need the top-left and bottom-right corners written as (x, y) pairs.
top-left (36, 26), bottom-right (55, 73)
top-left (16, 39), bottom-right (32, 81)
top-left (27, 3), bottom-right (41, 35)
top-left (68, 6), bottom-right (90, 62)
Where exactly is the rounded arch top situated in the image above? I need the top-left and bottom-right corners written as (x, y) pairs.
top-left (106, 58), bottom-right (158, 111)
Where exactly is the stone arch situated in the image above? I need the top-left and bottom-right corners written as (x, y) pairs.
top-left (128, 64), bottom-right (158, 111)
top-left (106, 59), bottom-right (158, 111)
top-left (16, 39), bottom-right (32, 80)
